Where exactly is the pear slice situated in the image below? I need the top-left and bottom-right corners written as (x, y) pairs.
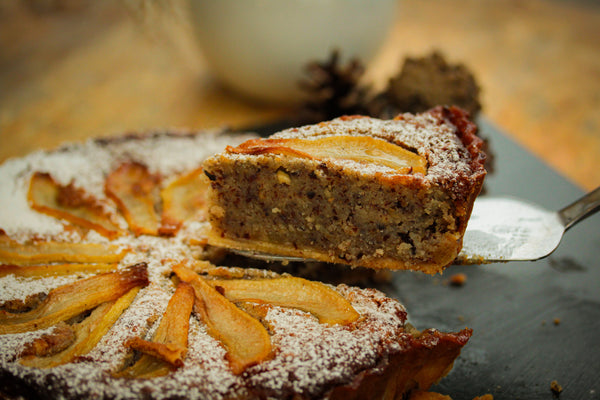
top-left (0, 263), bottom-right (117, 278)
top-left (117, 282), bottom-right (195, 378)
top-left (0, 235), bottom-right (128, 266)
top-left (159, 167), bottom-right (210, 236)
top-left (227, 135), bottom-right (427, 175)
top-left (21, 286), bottom-right (140, 368)
top-left (173, 264), bottom-right (271, 374)
top-left (105, 162), bottom-right (160, 236)
top-left (0, 263), bottom-right (148, 334)
top-left (28, 172), bottom-right (124, 240)
top-left (207, 277), bottom-right (359, 325)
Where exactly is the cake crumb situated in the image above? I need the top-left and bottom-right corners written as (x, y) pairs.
top-left (550, 380), bottom-right (563, 396)
top-left (553, 318), bottom-right (561, 326)
top-left (448, 272), bottom-right (467, 287)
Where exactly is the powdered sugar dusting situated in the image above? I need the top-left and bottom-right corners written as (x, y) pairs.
top-left (0, 129), bottom-right (415, 399)
top-left (0, 157), bottom-right (66, 240)
top-left (91, 284), bottom-right (171, 367)
top-left (0, 274), bottom-right (87, 303)
top-left (0, 326), bottom-right (56, 364)
top-left (248, 289), bottom-right (407, 399)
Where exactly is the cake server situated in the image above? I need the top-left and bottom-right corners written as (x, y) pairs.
top-left (232, 187), bottom-right (599, 265)
top-left (456, 186), bottom-right (600, 263)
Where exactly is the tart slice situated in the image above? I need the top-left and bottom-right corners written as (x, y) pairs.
top-left (203, 107), bottom-right (486, 273)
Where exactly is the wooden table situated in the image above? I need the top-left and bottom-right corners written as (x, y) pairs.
top-left (1, 0), bottom-right (598, 191)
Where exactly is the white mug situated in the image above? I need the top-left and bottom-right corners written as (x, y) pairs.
top-left (188, 0), bottom-right (398, 104)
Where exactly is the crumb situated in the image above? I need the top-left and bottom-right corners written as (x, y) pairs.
top-left (449, 273), bottom-right (467, 287)
top-left (550, 380), bottom-right (563, 396)
top-left (553, 318), bottom-right (561, 326)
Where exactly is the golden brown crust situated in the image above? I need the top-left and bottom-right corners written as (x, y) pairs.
top-left (328, 328), bottom-right (472, 400)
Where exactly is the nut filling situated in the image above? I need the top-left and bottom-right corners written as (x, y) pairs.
top-left (204, 107), bottom-right (486, 273)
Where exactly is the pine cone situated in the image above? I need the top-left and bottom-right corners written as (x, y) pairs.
top-left (299, 50), bottom-right (371, 123)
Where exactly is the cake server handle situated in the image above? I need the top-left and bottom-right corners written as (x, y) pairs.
top-left (558, 186), bottom-right (600, 231)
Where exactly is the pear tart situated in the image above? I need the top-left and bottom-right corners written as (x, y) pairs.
top-left (1, 128), bottom-right (472, 399)
top-left (204, 107), bottom-right (486, 273)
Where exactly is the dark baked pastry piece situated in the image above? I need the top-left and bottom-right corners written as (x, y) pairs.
top-left (203, 106), bottom-right (486, 273)
top-left (384, 51), bottom-right (482, 117)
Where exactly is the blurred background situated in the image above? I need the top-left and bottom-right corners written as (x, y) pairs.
top-left (0, 0), bottom-right (598, 191)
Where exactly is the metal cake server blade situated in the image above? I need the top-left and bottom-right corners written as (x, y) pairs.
top-left (457, 187), bottom-right (600, 263)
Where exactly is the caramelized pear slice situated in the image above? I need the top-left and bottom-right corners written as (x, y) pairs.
top-left (117, 282), bottom-right (195, 378)
top-left (28, 172), bottom-right (124, 240)
top-left (0, 263), bottom-right (148, 334)
top-left (207, 277), bottom-right (359, 325)
top-left (159, 167), bottom-right (210, 236)
top-left (116, 354), bottom-right (169, 379)
top-left (227, 135), bottom-right (427, 175)
top-left (105, 162), bottom-right (160, 236)
top-left (173, 264), bottom-right (271, 374)
top-left (0, 263), bottom-right (117, 278)
top-left (21, 287), bottom-right (140, 368)
top-left (0, 236), bottom-right (128, 266)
